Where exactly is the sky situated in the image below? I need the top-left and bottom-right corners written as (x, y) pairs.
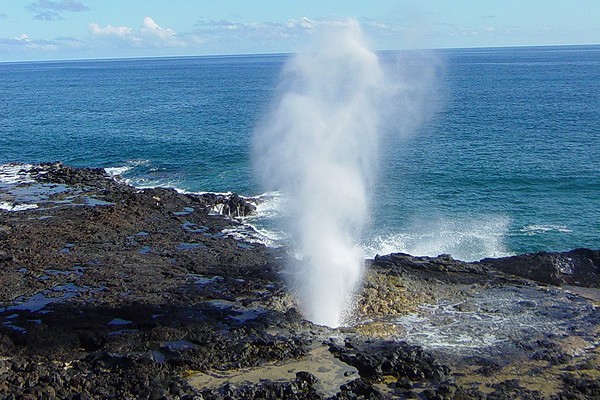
top-left (1, 0), bottom-right (599, 61)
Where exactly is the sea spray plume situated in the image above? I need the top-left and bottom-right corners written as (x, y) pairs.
top-left (252, 20), bottom-right (386, 327)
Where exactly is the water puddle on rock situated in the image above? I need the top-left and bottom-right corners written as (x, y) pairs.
top-left (187, 346), bottom-right (357, 397)
top-left (386, 285), bottom-right (600, 359)
top-left (0, 169), bottom-right (114, 210)
top-left (108, 318), bottom-right (133, 326)
top-left (174, 207), bottom-right (194, 216)
top-left (177, 242), bottom-right (206, 251)
top-left (5, 283), bottom-right (88, 313)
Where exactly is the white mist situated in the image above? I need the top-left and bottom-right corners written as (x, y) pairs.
top-left (253, 20), bottom-right (437, 327)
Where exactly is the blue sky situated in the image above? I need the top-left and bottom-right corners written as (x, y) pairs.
top-left (1, 0), bottom-right (599, 61)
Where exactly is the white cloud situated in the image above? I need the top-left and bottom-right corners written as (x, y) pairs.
top-left (88, 22), bottom-right (132, 38)
top-left (15, 34), bottom-right (32, 43)
top-left (141, 16), bottom-right (175, 39)
top-left (285, 17), bottom-right (314, 29)
top-left (140, 16), bottom-right (185, 47)
top-left (88, 17), bottom-right (185, 48)
top-left (12, 33), bottom-right (58, 51)
top-left (191, 17), bottom-right (402, 54)
top-left (195, 16), bottom-right (398, 42)
top-left (1, 15), bottom-right (418, 60)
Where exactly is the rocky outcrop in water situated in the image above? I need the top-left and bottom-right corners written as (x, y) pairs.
top-left (1, 163), bottom-right (600, 399)
top-left (197, 192), bottom-right (258, 218)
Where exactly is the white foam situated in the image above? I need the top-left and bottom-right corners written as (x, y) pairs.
top-left (240, 191), bottom-right (288, 246)
top-left (188, 190), bottom-right (234, 196)
top-left (363, 216), bottom-right (513, 262)
top-left (103, 160), bottom-right (287, 249)
top-left (248, 226), bottom-right (287, 245)
top-left (221, 225), bottom-right (281, 248)
top-left (251, 191), bottom-right (285, 217)
top-left (0, 163), bottom-right (34, 184)
top-left (104, 159), bottom-right (151, 185)
top-left (104, 166), bottom-right (132, 177)
top-left (0, 202), bottom-right (39, 212)
top-left (208, 203), bottom-right (225, 215)
top-left (183, 191), bottom-right (288, 247)
top-left (520, 224), bottom-right (573, 235)
top-left (135, 181), bottom-right (183, 190)
top-left (107, 166), bottom-right (287, 248)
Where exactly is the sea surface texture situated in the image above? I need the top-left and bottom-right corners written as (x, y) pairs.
top-left (1, 46), bottom-right (599, 260)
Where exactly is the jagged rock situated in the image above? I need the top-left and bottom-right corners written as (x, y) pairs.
top-left (479, 248), bottom-right (600, 287)
top-left (198, 192), bottom-right (257, 217)
top-left (29, 162), bottom-right (112, 186)
top-left (328, 339), bottom-right (449, 383)
top-left (335, 378), bottom-right (384, 399)
top-left (374, 249), bottom-right (600, 288)
top-left (561, 375), bottom-right (600, 399)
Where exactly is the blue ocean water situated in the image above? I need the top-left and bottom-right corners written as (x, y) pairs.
top-left (1, 46), bottom-right (599, 260)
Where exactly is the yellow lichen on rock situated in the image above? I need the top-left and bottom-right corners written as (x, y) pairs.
top-left (354, 270), bottom-right (432, 318)
top-left (354, 321), bottom-right (403, 338)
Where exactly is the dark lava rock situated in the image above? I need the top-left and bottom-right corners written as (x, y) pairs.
top-left (335, 378), bottom-right (384, 399)
top-left (374, 249), bottom-right (600, 288)
top-left (296, 371), bottom-right (319, 386)
top-left (0, 251), bottom-right (12, 262)
top-left (29, 162), bottom-right (113, 186)
top-left (487, 379), bottom-right (544, 400)
top-left (200, 378), bottom-right (323, 400)
top-left (198, 192), bottom-right (257, 217)
top-left (422, 380), bottom-right (484, 400)
top-left (373, 253), bottom-right (480, 276)
top-left (328, 338), bottom-right (450, 383)
top-left (0, 163), bottom-right (291, 398)
top-left (480, 248), bottom-right (600, 287)
top-left (561, 375), bottom-right (600, 399)
top-left (371, 252), bottom-right (512, 285)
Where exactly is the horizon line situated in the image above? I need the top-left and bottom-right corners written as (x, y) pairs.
top-left (1, 42), bottom-right (599, 65)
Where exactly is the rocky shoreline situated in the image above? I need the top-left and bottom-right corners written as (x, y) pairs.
top-left (1, 163), bottom-right (599, 399)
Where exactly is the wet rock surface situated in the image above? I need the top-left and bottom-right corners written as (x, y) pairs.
top-left (1, 163), bottom-right (599, 399)
top-left (197, 193), bottom-right (258, 218)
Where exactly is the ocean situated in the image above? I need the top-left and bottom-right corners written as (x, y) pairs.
top-left (1, 45), bottom-right (599, 261)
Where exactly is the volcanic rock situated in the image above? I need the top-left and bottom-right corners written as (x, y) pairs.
top-left (1, 163), bottom-right (600, 399)
top-left (479, 248), bottom-right (600, 287)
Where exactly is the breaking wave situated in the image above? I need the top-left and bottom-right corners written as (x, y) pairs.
top-left (363, 215), bottom-right (513, 262)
